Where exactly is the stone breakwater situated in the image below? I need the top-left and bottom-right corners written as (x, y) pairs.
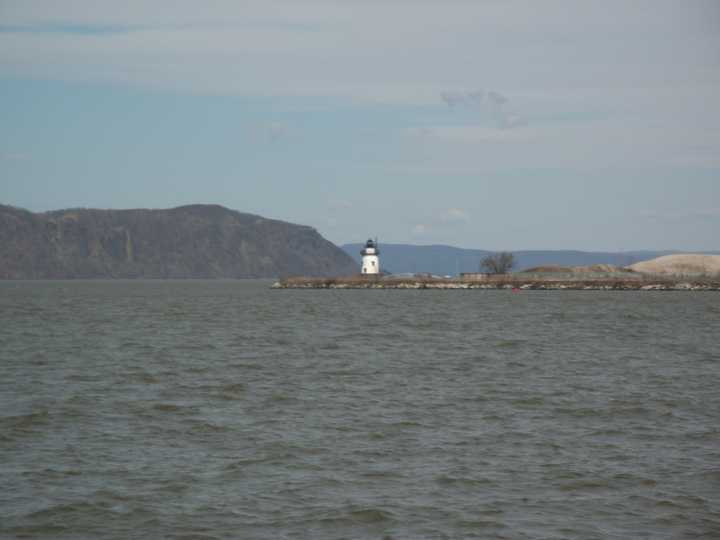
top-left (273, 276), bottom-right (720, 291)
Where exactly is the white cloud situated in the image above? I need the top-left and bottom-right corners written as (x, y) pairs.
top-left (1, 0), bottom-right (719, 175)
top-left (441, 208), bottom-right (469, 224)
top-left (409, 208), bottom-right (470, 238)
top-left (411, 224), bottom-right (427, 236)
top-left (440, 89), bottom-right (528, 130)
top-left (1, 0), bottom-right (718, 106)
top-left (399, 88), bottom-right (720, 173)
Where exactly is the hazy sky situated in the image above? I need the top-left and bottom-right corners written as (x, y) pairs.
top-left (1, 0), bottom-right (719, 250)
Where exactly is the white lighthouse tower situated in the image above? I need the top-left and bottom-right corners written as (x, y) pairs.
top-left (360, 238), bottom-right (380, 275)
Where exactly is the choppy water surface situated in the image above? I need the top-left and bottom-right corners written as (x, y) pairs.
top-left (1, 280), bottom-right (719, 539)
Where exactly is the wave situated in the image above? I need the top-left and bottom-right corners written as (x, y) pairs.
top-left (0, 410), bottom-right (50, 439)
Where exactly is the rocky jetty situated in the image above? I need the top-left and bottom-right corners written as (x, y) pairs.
top-left (0, 204), bottom-right (357, 279)
top-left (273, 275), bottom-right (720, 291)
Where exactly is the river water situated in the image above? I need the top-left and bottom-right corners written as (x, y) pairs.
top-left (1, 280), bottom-right (719, 539)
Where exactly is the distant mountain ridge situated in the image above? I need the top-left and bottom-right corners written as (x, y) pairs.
top-left (341, 243), bottom-right (720, 276)
top-left (0, 204), bottom-right (357, 279)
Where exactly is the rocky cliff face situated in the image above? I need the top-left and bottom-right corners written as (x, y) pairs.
top-left (0, 204), bottom-right (357, 279)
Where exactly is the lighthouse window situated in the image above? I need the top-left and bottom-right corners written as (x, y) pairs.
top-left (371, 260), bottom-right (376, 266)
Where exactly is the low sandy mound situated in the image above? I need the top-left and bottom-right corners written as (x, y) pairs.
top-left (628, 254), bottom-right (720, 275)
top-left (573, 264), bottom-right (633, 273)
top-left (523, 265), bottom-right (574, 273)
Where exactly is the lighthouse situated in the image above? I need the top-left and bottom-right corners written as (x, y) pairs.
top-left (360, 238), bottom-right (380, 275)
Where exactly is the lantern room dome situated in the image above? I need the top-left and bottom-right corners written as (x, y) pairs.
top-left (360, 238), bottom-right (379, 256)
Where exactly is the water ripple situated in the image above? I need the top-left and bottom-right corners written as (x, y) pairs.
top-left (1, 281), bottom-right (719, 539)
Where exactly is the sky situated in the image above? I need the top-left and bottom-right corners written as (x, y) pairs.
top-left (1, 0), bottom-right (719, 250)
